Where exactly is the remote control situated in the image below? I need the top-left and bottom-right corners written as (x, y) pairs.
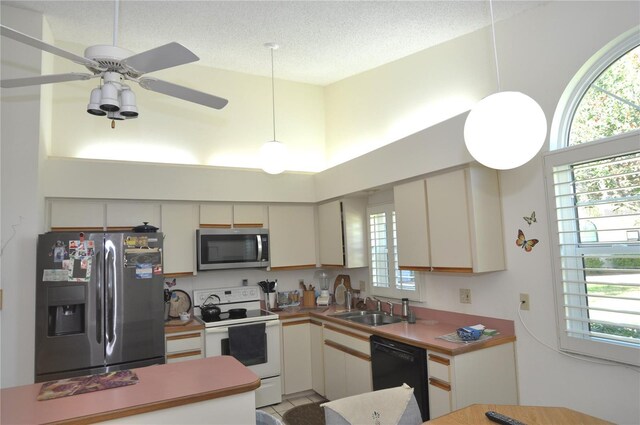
top-left (485, 411), bottom-right (526, 425)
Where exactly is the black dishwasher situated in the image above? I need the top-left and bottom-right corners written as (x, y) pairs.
top-left (370, 335), bottom-right (429, 421)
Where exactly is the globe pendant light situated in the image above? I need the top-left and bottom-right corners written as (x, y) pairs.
top-left (463, 0), bottom-right (547, 170)
top-left (261, 42), bottom-right (288, 175)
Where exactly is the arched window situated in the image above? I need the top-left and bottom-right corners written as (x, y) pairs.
top-left (545, 29), bottom-right (639, 366)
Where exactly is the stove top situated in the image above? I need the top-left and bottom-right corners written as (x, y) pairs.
top-left (193, 286), bottom-right (279, 328)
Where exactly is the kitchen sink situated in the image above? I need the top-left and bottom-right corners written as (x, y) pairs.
top-left (330, 310), bottom-right (403, 326)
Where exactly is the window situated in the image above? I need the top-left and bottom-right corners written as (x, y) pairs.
top-left (545, 31), bottom-right (639, 366)
top-left (367, 204), bottom-right (421, 300)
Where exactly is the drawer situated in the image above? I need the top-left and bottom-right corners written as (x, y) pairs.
top-left (167, 350), bottom-right (203, 363)
top-left (428, 353), bottom-right (451, 382)
top-left (324, 325), bottom-right (370, 355)
top-left (166, 332), bottom-right (202, 354)
top-left (428, 378), bottom-right (453, 419)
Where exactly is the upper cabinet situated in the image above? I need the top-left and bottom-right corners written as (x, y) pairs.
top-left (268, 205), bottom-right (317, 270)
top-left (394, 164), bottom-right (504, 273)
top-left (199, 204), bottom-right (266, 228)
top-left (106, 202), bottom-right (161, 231)
top-left (161, 203), bottom-right (198, 277)
top-left (318, 198), bottom-right (367, 268)
top-left (394, 180), bottom-right (430, 270)
top-left (50, 200), bottom-right (105, 231)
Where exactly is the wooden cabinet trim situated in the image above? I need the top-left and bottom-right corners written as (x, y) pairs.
top-left (233, 223), bottom-right (264, 228)
top-left (431, 267), bottom-right (473, 273)
top-left (428, 354), bottom-right (451, 366)
top-left (164, 272), bottom-right (194, 278)
top-left (50, 227), bottom-right (104, 232)
top-left (429, 378), bottom-right (451, 392)
top-left (324, 324), bottom-right (370, 342)
top-left (310, 319), bottom-right (324, 327)
top-left (324, 340), bottom-right (371, 362)
top-left (269, 264), bottom-right (317, 271)
top-left (167, 350), bottom-right (202, 360)
top-left (399, 266), bottom-right (431, 272)
top-left (199, 224), bottom-right (233, 228)
top-left (166, 332), bottom-right (202, 341)
top-left (282, 319), bottom-right (311, 327)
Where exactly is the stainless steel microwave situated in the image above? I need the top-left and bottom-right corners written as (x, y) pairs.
top-left (197, 228), bottom-right (269, 270)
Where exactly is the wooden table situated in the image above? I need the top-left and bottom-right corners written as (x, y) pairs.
top-left (426, 404), bottom-right (613, 424)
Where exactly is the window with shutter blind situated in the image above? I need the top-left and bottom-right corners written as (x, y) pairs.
top-left (367, 204), bottom-right (421, 300)
top-left (545, 32), bottom-right (639, 366)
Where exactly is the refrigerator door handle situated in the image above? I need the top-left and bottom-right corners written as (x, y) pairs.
top-left (106, 240), bottom-right (116, 346)
top-left (96, 246), bottom-right (103, 344)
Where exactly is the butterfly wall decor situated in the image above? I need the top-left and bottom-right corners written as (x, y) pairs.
top-left (516, 229), bottom-right (539, 252)
top-left (523, 211), bottom-right (536, 226)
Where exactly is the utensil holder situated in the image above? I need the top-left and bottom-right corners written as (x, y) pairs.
top-left (303, 290), bottom-right (316, 307)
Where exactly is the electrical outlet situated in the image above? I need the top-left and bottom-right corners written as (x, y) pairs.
top-left (460, 288), bottom-right (471, 304)
top-left (520, 293), bottom-right (530, 310)
top-left (359, 280), bottom-right (366, 291)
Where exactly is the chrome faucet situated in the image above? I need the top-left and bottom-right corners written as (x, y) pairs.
top-left (385, 301), bottom-right (394, 317)
top-left (366, 296), bottom-right (382, 312)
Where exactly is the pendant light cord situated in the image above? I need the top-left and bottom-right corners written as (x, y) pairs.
top-left (113, 0), bottom-right (119, 46)
top-left (489, 0), bottom-right (501, 92)
top-left (270, 46), bottom-right (276, 141)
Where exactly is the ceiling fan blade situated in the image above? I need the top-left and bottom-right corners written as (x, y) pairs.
top-left (1, 72), bottom-right (95, 88)
top-left (122, 42), bottom-right (199, 74)
top-left (1, 25), bottom-right (101, 69)
top-left (138, 77), bottom-right (228, 110)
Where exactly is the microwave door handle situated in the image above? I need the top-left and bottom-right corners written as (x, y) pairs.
top-left (256, 235), bottom-right (263, 261)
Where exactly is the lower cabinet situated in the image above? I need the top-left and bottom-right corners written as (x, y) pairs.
top-left (281, 319), bottom-right (312, 395)
top-left (165, 326), bottom-right (204, 363)
top-left (310, 320), bottom-right (325, 396)
top-left (426, 342), bottom-right (518, 419)
top-left (323, 324), bottom-right (372, 401)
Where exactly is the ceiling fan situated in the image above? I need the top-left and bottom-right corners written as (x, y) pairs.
top-left (0, 3), bottom-right (228, 124)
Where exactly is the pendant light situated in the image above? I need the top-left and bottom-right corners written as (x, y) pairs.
top-left (463, 0), bottom-right (547, 170)
top-left (261, 42), bottom-right (288, 175)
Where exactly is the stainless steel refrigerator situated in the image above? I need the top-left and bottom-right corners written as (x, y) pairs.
top-left (35, 231), bottom-right (165, 383)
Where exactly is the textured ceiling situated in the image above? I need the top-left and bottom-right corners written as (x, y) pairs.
top-left (3, 0), bottom-right (547, 86)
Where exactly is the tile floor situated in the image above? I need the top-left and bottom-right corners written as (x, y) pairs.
top-left (257, 391), bottom-right (326, 422)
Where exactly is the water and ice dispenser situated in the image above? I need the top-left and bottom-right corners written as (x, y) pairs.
top-left (47, 285), bottom-right (85, 336)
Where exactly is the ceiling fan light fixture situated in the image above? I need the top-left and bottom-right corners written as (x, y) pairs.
top-left (100, 82), bottom-right (120, 112)
top-left (87, 87), bottom-right (107, 116)
top-left (107, 110), bottom-right (125, 121)
top-left (119, 87), bottom-right (138, 117)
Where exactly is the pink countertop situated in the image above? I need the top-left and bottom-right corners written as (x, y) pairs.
top-left (277, 305), bottom-right (516, 356)
top-left (1, 356), bottom-right (260, 425)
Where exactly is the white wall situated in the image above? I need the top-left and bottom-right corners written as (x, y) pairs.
top-left (2, 2), bottom-right (639, 423)
top-left (1, 5), bottom-right (47, 389)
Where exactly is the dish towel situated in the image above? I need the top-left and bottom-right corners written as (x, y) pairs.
top-left (321, 384), bottom-right (414, 425)
top-left (228, 322), bottom-right (266, 366)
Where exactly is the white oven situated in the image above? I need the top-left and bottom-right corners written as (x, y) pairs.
top-left (193, 287), bottom-right (282, 408)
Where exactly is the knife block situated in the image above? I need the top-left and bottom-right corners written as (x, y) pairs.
top-left (303, 290), bottom-right (316, 307)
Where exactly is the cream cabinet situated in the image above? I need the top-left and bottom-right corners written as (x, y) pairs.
top-left (106, 202), bottom-right (161, 230)
top-left (165, 327), bottom-right (204, 363)
top-left (394, 180), bottom-right (430, 270)
top-left (281, 319), bottom-right (312, 395)
top-left (199, 204), bottom-right (232, 228)
top-left (199, 204), bottom-right (266, 228)
top-left (394, 164), bottom-right (504, 273)
top-left (161, 203), bottom-right (198, 276)
top-left (310, 319), bottom-right (325, 396)
top-left (426, 343), bottom-right (518, 419)
top-left (323, 323), bottom-right (372, 401)
top-left (318, 198), bottom-right (367, 268)
top-left (268, 205), bottom-right (317, 270)
top-left (49, 200), bottom-right (105, 231)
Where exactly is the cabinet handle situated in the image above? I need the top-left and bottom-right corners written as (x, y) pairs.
top-left (428, 354), bottom-right (451, 366)
top-left (167, 332), bottom-right (201, 341)
top-left (324, 340), bottom-right (371, 362)
top-left (167, 350), bottom-right (202, 359)
top-left (324, 324), bottom-right (370, 342)
top-left (429, 378), bottom-right (451, 392)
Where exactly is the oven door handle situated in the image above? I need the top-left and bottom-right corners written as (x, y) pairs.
top-left (205, 320), bottom-right (280, 334)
